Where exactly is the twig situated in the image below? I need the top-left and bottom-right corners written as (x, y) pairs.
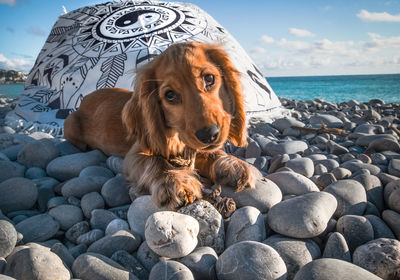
top-left (291, 123), bottom-right (349, 136)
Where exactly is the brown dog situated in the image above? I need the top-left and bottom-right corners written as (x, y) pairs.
top-left (64, 42), bottom-right (260, 209)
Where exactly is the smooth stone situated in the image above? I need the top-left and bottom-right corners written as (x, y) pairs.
top-left (353, 173), bottom-right (384, 212)
top-left (0, 161), bottom-right (25, 183)
top-left (0, 144), bottom-right (25, 161)
top-left (111, 250), bottom-right (149, 280)
top-left (220, 178), bottom-right (282, 214)
top-left (46, 150), bottom-right (107, 181)
top-left (0, 220), bottom-right (17, 258)
top-left (245, 139), bottom-right (261, 158)
top-left (72, 252), bottom-right (135, 280)
top-left (106, 156), bottom-right (124, 174)
top-left (0, 178), bottom-right (37, 214)
top-left (388, 159), bottom-right (400, 177)
top-left (62, 176), bottom-right (108, 198)
top-left (149, 261), bottom-right (194, 280)
top-left (354, 124), bottom-right (384, 134)
top-left (314, 159), bottom-right (339, 172)
top-left (267, 192), bottom-right (337, 238)
top-left (17, 139), bottom-right (59, 169)
top-left (340, 160), bottom-right (381, 176)
top-left (178, 247), bottom-right (218, 280)
top-left (69, 243), bottom-right (88, 259)
top-left (65, 221), bottom-right (90, 244)
top-left (225, 206), bottom-right (266, 248)
top-left (81, 192), bottom-right (105, 219)
top-left (388, 188), bottom-right (400, 213)
top-left (136, 241), bottom-right (161, 272)
top-left (105, 219), bottom-right (130, 236)
top-left (4, 244), bottom-right (72, 280)
top-left (364, 201), bottom-right (381, 217)
top-left (101, 174), bottom-right (131, 207)
top-left (314, 163), bottom-right (328, 175)
top-left (285, 157), bottom-right (314, 178)
top-left (371, 153), bottom-right (388, 165)
top-left (253, 156), bottom-right (269, 172)
top-left (15, 214), bottom-right (60, 243)
top-left (90, 209), bottom-right (118, 231)
top-left (382, 210), bottom-right (400, 239)
top-left (50, 242), bottom-right (75, 269)
top-left (310, 113), bottom-right (343, 128)
top-left (178, 200), bottom-right (224, 254)
top-left (87, 230), bottom-right (141, 258)
top-left (336, 215), bottom-right (374, 253)
top-left (79, 166), bottom-right (114, 179)
top-left (47, 196), bottom-right (67, 210)
top-left (315, 173), bottom-right (337, 190)
top-left (331, 167), bottom-right (351, 180)
top-left (263, 234), bottom-right (321, 279)
top-left (365, 215), bottom-right (395, 239)
top-left (127, 195), bottom-right (160, 239)
top-left (383, 179), bottom-right (400, 205)
top-left (55, 140), bottom-right (81, 156)
top-left (324, 179), bottom-right (367, 218)
top-left (269, 154), bottom-right (290, 173)
top-left (77, 229), bottom-right (105, 246)
top-left (322, 232), bottom-right (351, 262)
top-left (265, 140), bottom-right (308, 157)
top-left (25, 167), bottom-right (47, 179)
top-left (145, 211), bottom-right (199, 258)
top-left (49, 204), bottom-right (83, 230)
top-left (67, 196), bottom-right (81, 207)
top-left (341, 153), bottom-right (356, 162)
top-left (108, 205), bottom-right (130, 220)
top-left (327, 140), bottom-right (349, 155)
top-left (216, 241), bottom-right (287, 280)
top-left (353, 238), bottom-right (400, 280)
top-left (365, 138), bottom-right (400, 154)
top-left (293, 258), bottom-right (382, 280)
top-left (356, 134), bottom-right (397, 147)
top-left (272, 117), bottom-right (305, 133)
top-left (266, 171), bottom-right (319, 196)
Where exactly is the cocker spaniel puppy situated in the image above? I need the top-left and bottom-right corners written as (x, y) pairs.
top-left (64, 42), bottom-right (260, 209)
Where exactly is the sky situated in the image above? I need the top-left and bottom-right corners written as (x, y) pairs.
top-left (0, 0), bottom-right (399, 77)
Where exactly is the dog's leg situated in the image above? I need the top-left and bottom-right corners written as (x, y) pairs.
top-left (63, 112), bottom-right (88, 151)
top-left (196, 150), bottom-right (261, 191)
top-left (124, 145), bottom-right (202, 209)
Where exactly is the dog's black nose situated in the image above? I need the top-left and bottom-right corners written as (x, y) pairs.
top-left (195, 125), bottom-right (220, 144)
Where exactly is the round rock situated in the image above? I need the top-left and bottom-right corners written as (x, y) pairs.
top-left (136, 241), bottom-right (161, 272)
top-left (65, 221), bottom-right (90, 243)
top-left (105, 218), bottom-right (130, 236)
top-left (382, 210), bottom-right (400, 239)
top-left (149, 260), bottom-right (194, 280)
top-left (336, 215), bottom-right (374, 253)
top-left (15, 213), bottom-right (60, 243)
top-left (178, 247), bottom-right (218, 280)
top-left (322, 232), bottom-right (351, 262)
top-left (145, 211), bottom-right (199, 258)
top-left (266, 171), bottom-right (319, 196)
top-left (101, 174), bottom-right (131, 207)
top-left (127, 195), bottom-right (160, 239)
top-left (0, 220), bottom-right (17, 258)
top-left (77, 229), bottom-right (105, 246)
top-left (87, 230), bottom-right (141, 257)
top-left (310, 113), bottom-right (343, 128)
top-left (81, 192), bottom-right (105, 219)
top-left (90, 209), bottom-right (118, 231)
top-left (265, 140), bottom-right (308, 157)
top-left (267, 192), bottom-right (337, 238)
top-left (49, 204), bottom-right (83, 230)
top-left (216, 241), bottom-right (287, 280)
top-left (0, 161), bottom-right (25, 183)
top-left (324, 179), bottom-right (367, 218)
top-left (79, 165), bottom-right (114, 179)
top-left (225, 206), bottom-right (266, 248)
top-left (178, 200), bottom-right (224, 254)
top-left (17, 139), bottom-right (59, 169)
top-left (0, 177), bottom-right (38, 214)
top-left (389, 159), bottom-right (400, 177)
top-left (353, 238), bottom-right (400, 280)
top-left (285, 157), bottom-right (314, 178)
top-left (61, 176), bottom-right (108, 198)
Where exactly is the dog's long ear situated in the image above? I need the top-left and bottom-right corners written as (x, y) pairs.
top-left (122, 62), bottom-right (168, 156)
top-left (206, 45), bottom-right (247, 147)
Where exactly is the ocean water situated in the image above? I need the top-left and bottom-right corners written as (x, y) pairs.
top-left (268, 74), bottom-right (400, 104)
top-left (1, 74), bottom-right (399, 104)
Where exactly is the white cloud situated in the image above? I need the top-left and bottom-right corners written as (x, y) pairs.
top-left (250, 47), bottom-right (267, 54)
top-left (259, 35), bottom-right (275, 44)
top-left (0, 0), bottom-right (16, 6)
top-left (289, 28), bottom-right (315, 38)
top-left (357, 9), bottom-right (400, 22)
top-left (0, 53), bottom-right (33, 73)
top-left (363, 33), bottom-right (400, 51)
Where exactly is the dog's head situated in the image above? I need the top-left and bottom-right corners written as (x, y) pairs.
top-left (122, 42), bottom-right (247, 158)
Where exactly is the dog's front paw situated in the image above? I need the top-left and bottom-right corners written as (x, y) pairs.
top-left (151, 169), bottom-right (202, 210)
top-left (212, 155), bottom-right (261, 192)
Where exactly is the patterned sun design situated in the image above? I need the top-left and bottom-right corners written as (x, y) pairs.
top-left (72, 1), bottom-right (208, 58)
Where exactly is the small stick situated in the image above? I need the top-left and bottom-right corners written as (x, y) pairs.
top-left (291, 123), bottom-right (349, 136)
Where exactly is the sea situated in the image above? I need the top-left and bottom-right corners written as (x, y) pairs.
top-left (1, 74), bottom-right (399, 104)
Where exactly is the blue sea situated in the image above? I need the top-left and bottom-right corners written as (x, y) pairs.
top-left (1, 74), bottom-right (399, 103)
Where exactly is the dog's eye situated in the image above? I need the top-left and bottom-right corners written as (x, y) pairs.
top-left (204, 74), bottom-right (215, 89)
top-left (164, 91), bottom-right (180, 104)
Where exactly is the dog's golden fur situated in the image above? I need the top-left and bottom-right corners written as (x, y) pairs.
top-left (64, 42), bottom-right (260, 209)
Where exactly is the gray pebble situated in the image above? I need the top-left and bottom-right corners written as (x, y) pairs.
top-left (388, 158), bottom-right (400, 177)
top-left (46, 150), bottom-right (107, 181)
top-left (253, 156), bottom-right (269, 172)
top-left (225, 206), bottom-right (266, 248)
top-left (341, 160), bottom-right (381, 175)
top-left (0, 177), bottom-right (37, 214)
top-left (220, 178), bottom-right (282, 213)
top-left (310, 113), bottom-right (343, 128)
top-left (314, 159), bottom-right (339, 172)
top-left (269, 154), bottom-right (290, 173)
top-left (105, 218), bottom-right (130, 236)
top-left (79, 165), bottom-right (114, 179)
top-left (322, 232), bottom-right (351, 262)
top-left (294, 258), bottom-right (382, 280)
top-left (101, 174), bottom-right (131, 207)
top-left (47, 196), bottom-right (67, 210)
top-left (69, 243), bottom-right (88, 258)
top-left (272, 117), bottom-right (305, 133)
top-left (324, 179), bottom-right (367, 218)
top-left (365, 215), bottom-right (395, 239)
top-left (17, 139), bottom-right (59, 169)
top-left (111, 250), bottom-right (149, 280)
top-left (382, 210), bottom-right (400, 239)
top-left (49, 204), bottom-right (83, 230)
top-left (81, 192), bottom-right (105, 219)
top-left (285, 157), bottom-right (314, 178)
top-left (55, 140), bottom-right (81, 156)
top-left (62, 176), bottom-right (108, 198)
top-left (315, 173), bottom-right (336, 189)
top-left (136, 241), bottom-right (161, 272)
top-left (267, 192), bottom-right (337, 238)
top-left (65, 221), bottom-right (90, 244)
top-left (331, 167), bottom-right (352, 180)
top-left (77, 229), bottom-right (105, 246)
top-left (15, 214), bottom-right (60, 243)
top-left (265, 140), bottom-right (308, 157)
top-left (0, 143), bottom-right (25, 161)
top-left (353, 174), bottom-right (384, 212)
top-left (149, 260), bottom-right (194, 280)
top-left (327, 140), bottom-right (349, 155)
top-left (364, 201), bottom-right (381, 217)
top-left (106, 156), bottom-right (124, 174)
top-left (336, 215), bottom-right (374, 253)
top-left (267, 171), bottom-right (319, 196)
top-left (127, 195), bottom-right (160, 239)
top-left (0, 220), bottom-right (17, 258)
top-left (383, 179), bottom-right (400, 206)
top-left (216, 241), bottom-right (287, 280)
top-left (25, 167), bottom-right (46, 179)
top-left (314, 163), bottom-right (328, 175)
top-left (178, 247), bottom-right (218, 280)
top-left (90, 209), bottom-right (118, 231)
top-left (178, 200), bottom-right (224, 254)
top-left (245, 139), bottom-right (261, 158)
top-left (51, 242), bottom-right (75, 268)
top-left (388, 187), bottom-right (400, 213)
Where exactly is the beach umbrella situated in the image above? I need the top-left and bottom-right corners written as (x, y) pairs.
top-left (6, 0), bottom-right (282, 136)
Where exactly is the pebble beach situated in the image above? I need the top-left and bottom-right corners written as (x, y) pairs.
top-left (1, 94), bottom-right (400, 280)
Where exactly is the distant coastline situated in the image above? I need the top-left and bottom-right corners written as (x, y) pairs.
top-left (0, 69), bottom-right (27, 84)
